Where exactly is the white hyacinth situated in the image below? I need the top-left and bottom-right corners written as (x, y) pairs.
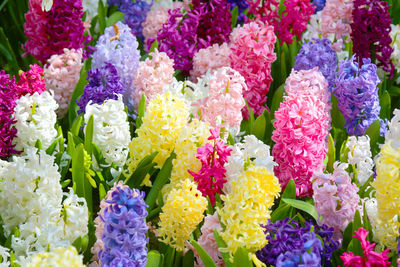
top-left (13, 91), bottom-right (58, 152)
top-left (390, 24), bottom-right (400, 84)
top-left (0, 246), bottom-right (10, 267)
top-left (223, 135), bottom-right (276, 194)
top-left (346, 135), bottom-right (374, 185)
top-left (83, 0), bottom-right (100, 19)
top-left (84, 95), bottom-right (131, 167)
top-left (302, 11), bottom-right (323, 43)
top-left (385, 109), bottom-right (400, 148)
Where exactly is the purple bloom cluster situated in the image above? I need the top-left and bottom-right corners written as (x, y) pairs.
top-left (77, 62), bottom-right (124, 114)
top-left (227, 0), bottom-right (249, 25)
top-left (351, 0), bottom-right (394, 78)
top-left (256, 218), bottom-right (339, 266)
top-left (312, 0), bottom-right (326, 12)
top-left (294, 38), bottom-right (338, 93)
top-left (99, 186), bottom-right (149, 267)
top-left (333, 56), bottom-right (382, 136)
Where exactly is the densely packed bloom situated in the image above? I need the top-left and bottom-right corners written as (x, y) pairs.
top-left (390, 24), bottom-right (400, 83)
top-left (340, 228), bottom-right (391, 266)
top-left (13, 91), bottom-right (58, 152)
top-left (0, 246), bottom-right (9, 267)
top-left (24, 0), bottom-right (85, 64)
top-left (229, 21), bottom-right (277, 117)
top-left (16, 64), bottom-right (47, 97)
top-left (346, 135), bottom-right (374, 185)
top-left (227, 0), bottom-right (249, 24)
top-left (195, 67), bottom-right (246, 134)
top-left (27, 246), bottom-right (84, 267)
top-left (118, 0), bottom-right (152, 40)
top-left (218, 165), bottom-right (280, 256)
top-left (158, 179), bottom-right (207, 251)
top-left (302, 11), bottom-right (322, 43)
top-left (351, 0), bottom-right (394, 77)
top-left (191, 43), bottom-right (231, 82)
top-left (84, 95), bottom-right (130, 167)
top-left (142, 6), bottom-right (171, 46)
top-left (98, 186), bottom-right (148, 266)
top-left (189, 128), bottom-right (232, 206)
top-left (272, 94), bottom-right (329, 197)
top-left (294, 38), bottom-right (337, 92)
top-left (77, 62), bottom-right (124, 114)
top-left (91, 22), bottom-right (140, 110)
top-left (312, 163), bottom-right (361, 240)
top-left (334, 56), bottom-right (381, 136)
top-left (132, 49), bottom-right (175, 108)
top-left (44, 48), bottom-right (83, 117)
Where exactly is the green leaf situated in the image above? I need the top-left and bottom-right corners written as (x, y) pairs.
top-left (61, 179), bottom-right (71, 188)
top-left (213, 230), bottom-right (233, 267)
top-left (106, 11), bottom-right (124, 27)
top-left (71, 116), bottom-right (83, 137)
top-left (99, 183), bottom-right (107, 200)
top-left (125, 152), bottom-right (158, 188)
top-left (270, 85), bottom-right (285, 119)
top-left (68, 61), bottom-right (89, 126)
top-left (92, 142), bottom-right (105, 165)
top-left (281, 179), bottom-right (296, 199)
top-left (146, 153), bottom-right (176, 210)
top-left (327, 134), bottom-right (335, 173)
top-left (365, 119), bottom-right (381, 155)
top-left (190, 239), bottom-right (217, 267)
top-left (182, 249), bottom-right (194, 267)
top-left (271, 203), bottom-right (292, 222)
top-left (98, 0), bottom-right (106, 34)
top-left (136, 94), bottom-right (146, 130)
top-left (282, 198), bottom-right (318, 221)
top-left (84, 115), bottom-right (94, 155)
top-left (149, 40), bottom-right (159, 53)
top-left (252, 113), bottom-right (266, 141)
top-left (146, 250), bottom-right (162, 267)
top-left (339, 137), bottom-right (349, 163)
top-left (331, 94), bottom-right (345, 129)
top-left (233, 247), bottom-right (251, 267)
top-left (342, 222), bottom-right (353, 251)
top-left (231, 6), bottom-right (239, 28)
top-left (34, 139), bottom-right (42, 150)
top-left (72, 144), bottom-right (93, 212)
top-left (0, 27), bottom-right (19, 74)
top-left (352, 210), bottom-right (363, 256)
top-left (379, 90), bottom-right (391, 120)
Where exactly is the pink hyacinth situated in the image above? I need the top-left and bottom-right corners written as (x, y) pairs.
top-left (229, 20), bottom-right (277, 118)
top-left (341, 228), bottom-right (391, 266)
top-left (284, 67), bottom-right (331, 112)
top-left (312, 163), bottom-right (361, 240)
top-left (132, 49), bottom-right (175, 108)
top-left (44, 48), bottom-right (83, 117)
top-left (272, 94), bottom-right (329, 197)
top-left (16, 64), bottom-right (46, 97)
top-left (319, 0), bottom-right (353, 52)
top-left (142, 6), bottom-right (171, 48)
top-left (195, 67), bottom-right (246, 134)
top-left (191, 43), bottom-right (231, 82)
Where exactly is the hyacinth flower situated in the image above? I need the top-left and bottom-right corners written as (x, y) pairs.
top-left (98, 186), bottom-right (148, 266)
top-left (333, 56), bottom-right (382, 136)
top-left (351, 0), bottom-right (394, 78)
top-left (313, 0), bottom-right (326, 11)
top-left (189, 128), bottom-right (232, 206)
top-left (341, 228), bottom-right (391, 266)
top-left (229, 20), bottom-right (277, 117)
top-left (312, 163), bottom-right (361, 240)
top-left (158, 179), bottom-right (207, 251)
top-left (24, 0), bottom-right (85, 64)
top-left (227, 0), bottom-right (249, 25)
top-left (77, 62), bottom-right (124, 114)
top-left (346, 135), bottom-right (374, 186)
top-left (246, 0), bottom-right (279, 25)
top-left (294, 38), bottom-right (337, 92)
top-left (390, 24), bottom-right (400, 83)
top-left (272, 94), bottom-right (329, 197)
top-left (27, 247), bottom-right (85, 266)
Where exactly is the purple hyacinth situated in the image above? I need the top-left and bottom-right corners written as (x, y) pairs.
top-left (333, 56), bottom-right (382, 136)
top-left (77, 62), bottom-right (124, 114)
top-left (99, 186), bottom-right (149, 267)
top-left (351, 0), bottom-right (394, 78)
top-left (116, 0), bottom-right (152, 40)
top-left (294, 38), bottom-right (337, 93)
top-left (312, 0), bottom-right (326, 12)
top-left (227, 0), bottom-right (249, 25)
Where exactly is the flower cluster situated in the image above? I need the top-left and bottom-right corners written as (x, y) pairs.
top-left (246, 0), bottom-right (280, 24)
top-left (158, 179), bottom-right (207, 251)
top-left (98, 186), bottom-right (148, 266)
top-left (227, 0), bottom-right (249, 24)
top-left (83, 0), bottom-right (99, 18)
top-left (346, 135), bottom-right (374, 185)
top-left (272, 94), bottom-right (329, 197)
top-left (84, 95), bottom-right (130, 167)
top-left (118, 0), bottom-right (152, 40)
top-left (218, 165), bottom-right (280, 256)
top-left (294, 38), bottom-right (337, 92)
top-left (229, 21), bottom-right (277, 117)
top-left (312, 163), bottom-right (361, 240)
top-left (77, 62), bottom-right (124, 114)
top-left (390, 24), bottom-right (400, 83)
top-left (16, 64), bottom-right (46, 97)
top-left (351, 0), bottom-right (394, 77)
top-left (24, 0), bottom-right (85, 64)
top-left (189, 128), bottom-right (232, 206)
top-left (132, 49), bottom-right (175, 108)
top-left (27, 246), bottom-right (84, 267)
top-left (44, 48), bottom-right (83, 117)
top-left (142, 6), bottom-right (171, 47)
top-left (334, 56), bottom-right (381, 136)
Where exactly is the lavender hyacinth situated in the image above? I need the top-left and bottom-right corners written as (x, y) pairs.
top-left (77, 62), bottom-right (124, 114)
top-left (334, 56), bottom-right (382, 136)
top-left (227, 0), bottom-right (249, 25)
top-left (99, 186), bottom-right (148, 267)
top-left (294, 38), bottom-right (338, 92)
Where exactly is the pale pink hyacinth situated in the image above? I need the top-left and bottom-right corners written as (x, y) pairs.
top-left (191, 43), bottom-right (231, 82)
top-left (195, 67), bottom-right (246, 135)
top-left (319, 0), bottom-right (353, 51)
top-left (132, 49), bottom-right (175, 108)
top-left (312, 163), bottom-right (362, 241)
top-left (142, 7), bottom-right (170, 46)
top-left (284, 67), bottom-right (331, 112)
top-left (193, 212), bottom-right (225, 267)
top-left (44, 48), bottom-right (83, 117)
top-left (90, 181), bottom-right (133, 265)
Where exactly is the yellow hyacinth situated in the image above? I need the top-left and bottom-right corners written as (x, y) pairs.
top-left (27, 246), bottom-right (84, 267)
top-left (158, 179), bottom-right (207, 251)
top-left (218, 165), bottom-right (281, 256)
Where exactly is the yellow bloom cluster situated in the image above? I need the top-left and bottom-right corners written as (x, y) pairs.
top-left (129, 92), bottom-right (189, 171)
top-left (158, 179), bottom-right (208, 251)
top-left (371, 140), bottom-right (400, 250)
top-left (27, 246), bottom-right (84, 267)
top-left (218, 165), bottom-right (281, 256)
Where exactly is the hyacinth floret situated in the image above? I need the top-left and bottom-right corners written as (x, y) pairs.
top-left (27, 246), bottom-right (84, 267)
top-left (226, 0), bottom-right (249, 25)
top-left (99, 186), bottom-right (149, 267)
top-left (118, 0), bottom-right (152, 40)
